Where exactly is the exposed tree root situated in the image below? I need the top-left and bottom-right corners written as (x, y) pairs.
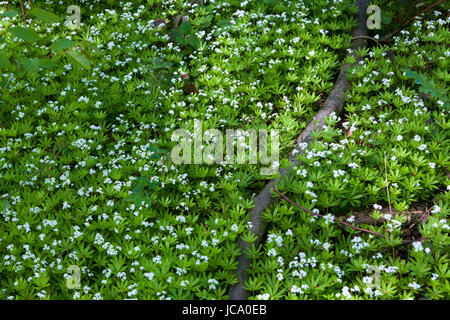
top-left (228, 0), bottom-right (370, 300)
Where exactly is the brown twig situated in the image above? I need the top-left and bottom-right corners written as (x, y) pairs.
top-left (19, 0), bottom-right (26, 22)
top-left (382, 0), bottom-right (444, 42)
top-left (351, 35), bottom-right (379, 44)
top-left (272, 187), bottom-right (387, 238)
top-left (408, 207), bottom-right (432, 231)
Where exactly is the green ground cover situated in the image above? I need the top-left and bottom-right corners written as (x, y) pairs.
top-left (0, 0), bottom-right (448, 300)
top-left (0, 0), bottom-right (358, 299)
top-left (249, 0), bottom-right (450, 300)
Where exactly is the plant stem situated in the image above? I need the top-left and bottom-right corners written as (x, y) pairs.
top-left (384, 151), bottom-right (392, 215)
top-left (382, 0), bottom-right (444, 42)
top-left (0, 22), bottom-right (15, 37)
top-left (272, 187), bottom-right (387, 238)
top-left (19, 0), bottom-right (26, 22)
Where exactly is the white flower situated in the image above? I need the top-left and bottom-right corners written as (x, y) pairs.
top-left (267, 248), bottom-right (277, 257)
top-left (412, 241), bottom-right (423, 252)
top-left (323, 214), bottom-right (335, 225)
top-left (418, 144), bottom-right (427, 151)
top-left (396, 135), bottom-right (403, 141)
top-left (408, 282), bottom-right (421, 290)
top-left (291, 285), bottom-right (304, 294)
top-left (431, 206), bottom-right (440, 214)
top-left (348, 162), bottom-right (358, 169)
top-left (257, 293), bottom-right (270, 300)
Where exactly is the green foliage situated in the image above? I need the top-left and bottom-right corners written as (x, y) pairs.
top-left (170, 21), bottom-right (201, 49)
top-left (66, 49), bottom-right (91, 69)
top-left (0, 6), bottom-right (91, 75)
top-left (19, 57), bottom-right (40, 73)
top-left (49, 39), bottom-right (76, 51)
top-left (404, 68), bottom-right (450, 108)
top-left (8, 27), bottom-right (40, 42)
top-left (29, 8), bottom-right (61, 23)
top-left (0, 0), bottom-right (447, 301)
top-left (1, 10), bottom-right (18, 18)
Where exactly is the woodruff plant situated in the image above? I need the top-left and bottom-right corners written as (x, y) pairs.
top-left (0, 5), bottom-right (92, 80)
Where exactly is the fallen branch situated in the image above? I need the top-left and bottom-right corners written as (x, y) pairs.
top-left (351, 35), bottom-right (379, 44)
top-left (272, 188), bottom-right (387, 238)
top-left (273, 188), bottom-right (430, 245)
top-left (228, 0), bottom-right (370, 300)
top-left (382, 0), bottom-right (444, 42)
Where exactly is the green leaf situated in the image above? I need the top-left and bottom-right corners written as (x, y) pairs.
top-left (404, 68), bottom-right (450, 107)
top-left (8, 27), bottom-right (40, 41)
top-left (19, 58), bottom-right (40, 73)
top-left (186, 35), bottom-right (200, 49)
top-left (174, 34), bottom-right (186, 46)
top-left (217, 19), bottom-right (232, 28)
top-left (381, 13), bottom-right (392, 25)
top-left (1, 10), bottom-right (18, 18)
top-left (39, 58), bottom-right (57, 69)
top-left (50, 38), bottom-right (76, 51)
top-left (78, 40), bottom-right (97, 49)
top-left (195, 15), bottom-right (213, 28)
top-left (178, 21), bottom-right (192, 34)
top-left (67, 49), bottom-right (91, 69)
top-left (29, 8), bottom-right (61, 23)
top-left (0, 55), bottom-right (10, 69)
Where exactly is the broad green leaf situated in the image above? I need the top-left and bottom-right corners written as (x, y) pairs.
top-left (381, 14), bottom-right (392, 25)
top-left (78, 40), bottom-right (97, 49)
top-left (178, 21), bottom-right (192, 34)
top-left (39, 58), bottom-right (57, 69)
top-left (174, 34), bottom-right (186, 46)
top-left (29, 8), bottom-right (61, 23)
top-left (8, 27), bottom-right (40, 41)
top-left (186, 35), bottom-right (200, 49)
top-left (0, 55), bottom-right (10, 69)
top-left (67, 49), bottom-right (90, 69)
top-left (50, 38), bottom-right (75, 51)
top-left (1, 10), bottom-right (18, 18)
top-left (20, 58), bottom-right (40, 73)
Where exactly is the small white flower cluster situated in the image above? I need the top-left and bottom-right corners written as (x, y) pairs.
top-left (256, 293), bottom-right (270, 300)
top-left (408, 282), bottom-right (421, 290)
top-left (335, 285), bottom-right (360, 299)
top-left (290, 284), bottom-right (309, 295)
top-left (412, 241), bottom-right (431, 254)
top-left (267, 233), bottom-right (283, 247)
top-left (323, 214), bottom-right (335, 225)
top-left (350, 237), bottom-right (370, 254)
